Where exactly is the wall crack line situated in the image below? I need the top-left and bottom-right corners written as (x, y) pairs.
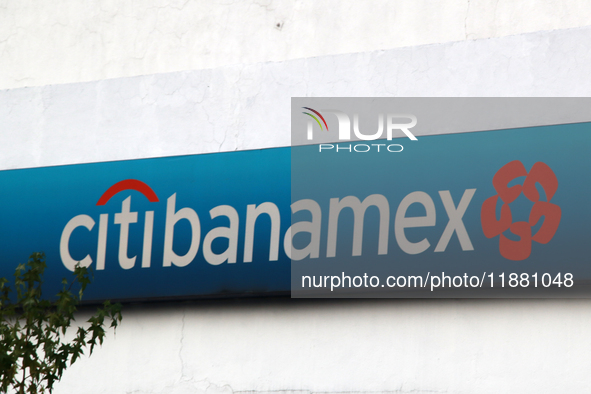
top-left (179, 309), bottom-right (188, 382)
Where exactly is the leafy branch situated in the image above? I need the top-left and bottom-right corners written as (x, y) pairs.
top-left (0, 252), bottom-right (122, 394)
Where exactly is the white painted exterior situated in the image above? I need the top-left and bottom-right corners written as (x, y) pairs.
top-left (2, 1), bottom-right (591, 393)
top-left (2, 0), bottom-right (591, 91)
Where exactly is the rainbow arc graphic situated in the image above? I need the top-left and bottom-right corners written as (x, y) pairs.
top-left (302, 107), bottom-right (329, 139)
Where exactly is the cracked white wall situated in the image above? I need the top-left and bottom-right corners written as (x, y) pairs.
top-left (3, 25), bottom-right (591, 170)
top-left (54, 298), bottom-right (591, 394)
top-left (1, 0), bottom-right (591, 90)
top-left (2, 2), bottom-right (591, 394)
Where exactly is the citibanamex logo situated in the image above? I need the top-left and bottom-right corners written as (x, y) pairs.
top-left (481, 160), bottom-right (561, 261)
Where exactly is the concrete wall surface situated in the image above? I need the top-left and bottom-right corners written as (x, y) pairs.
top-left (2, 2), bottom-right (591, 393)
top-left (1, 0), bottom-right (591, 90)
top-left (2, 25), bottom-right (591, 170)
top-left (60, 298), bottom-right (591, 394)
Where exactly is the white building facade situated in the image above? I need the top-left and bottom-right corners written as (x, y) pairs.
top-left (2, 1), bottom-right (591, 393)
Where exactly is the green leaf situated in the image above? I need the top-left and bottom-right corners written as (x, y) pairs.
top-left (0, 252), bottom-right (123, 393)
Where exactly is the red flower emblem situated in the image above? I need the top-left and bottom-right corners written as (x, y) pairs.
top-left (481, 160), bottom-right (561, 261)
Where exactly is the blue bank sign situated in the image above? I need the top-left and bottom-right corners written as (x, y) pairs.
top-left (0, 122), bottom-right (590, 300)
top-left (290, 122), bottom-right (591, 297)
top-left (0, 149), bottom-right (291, 302)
